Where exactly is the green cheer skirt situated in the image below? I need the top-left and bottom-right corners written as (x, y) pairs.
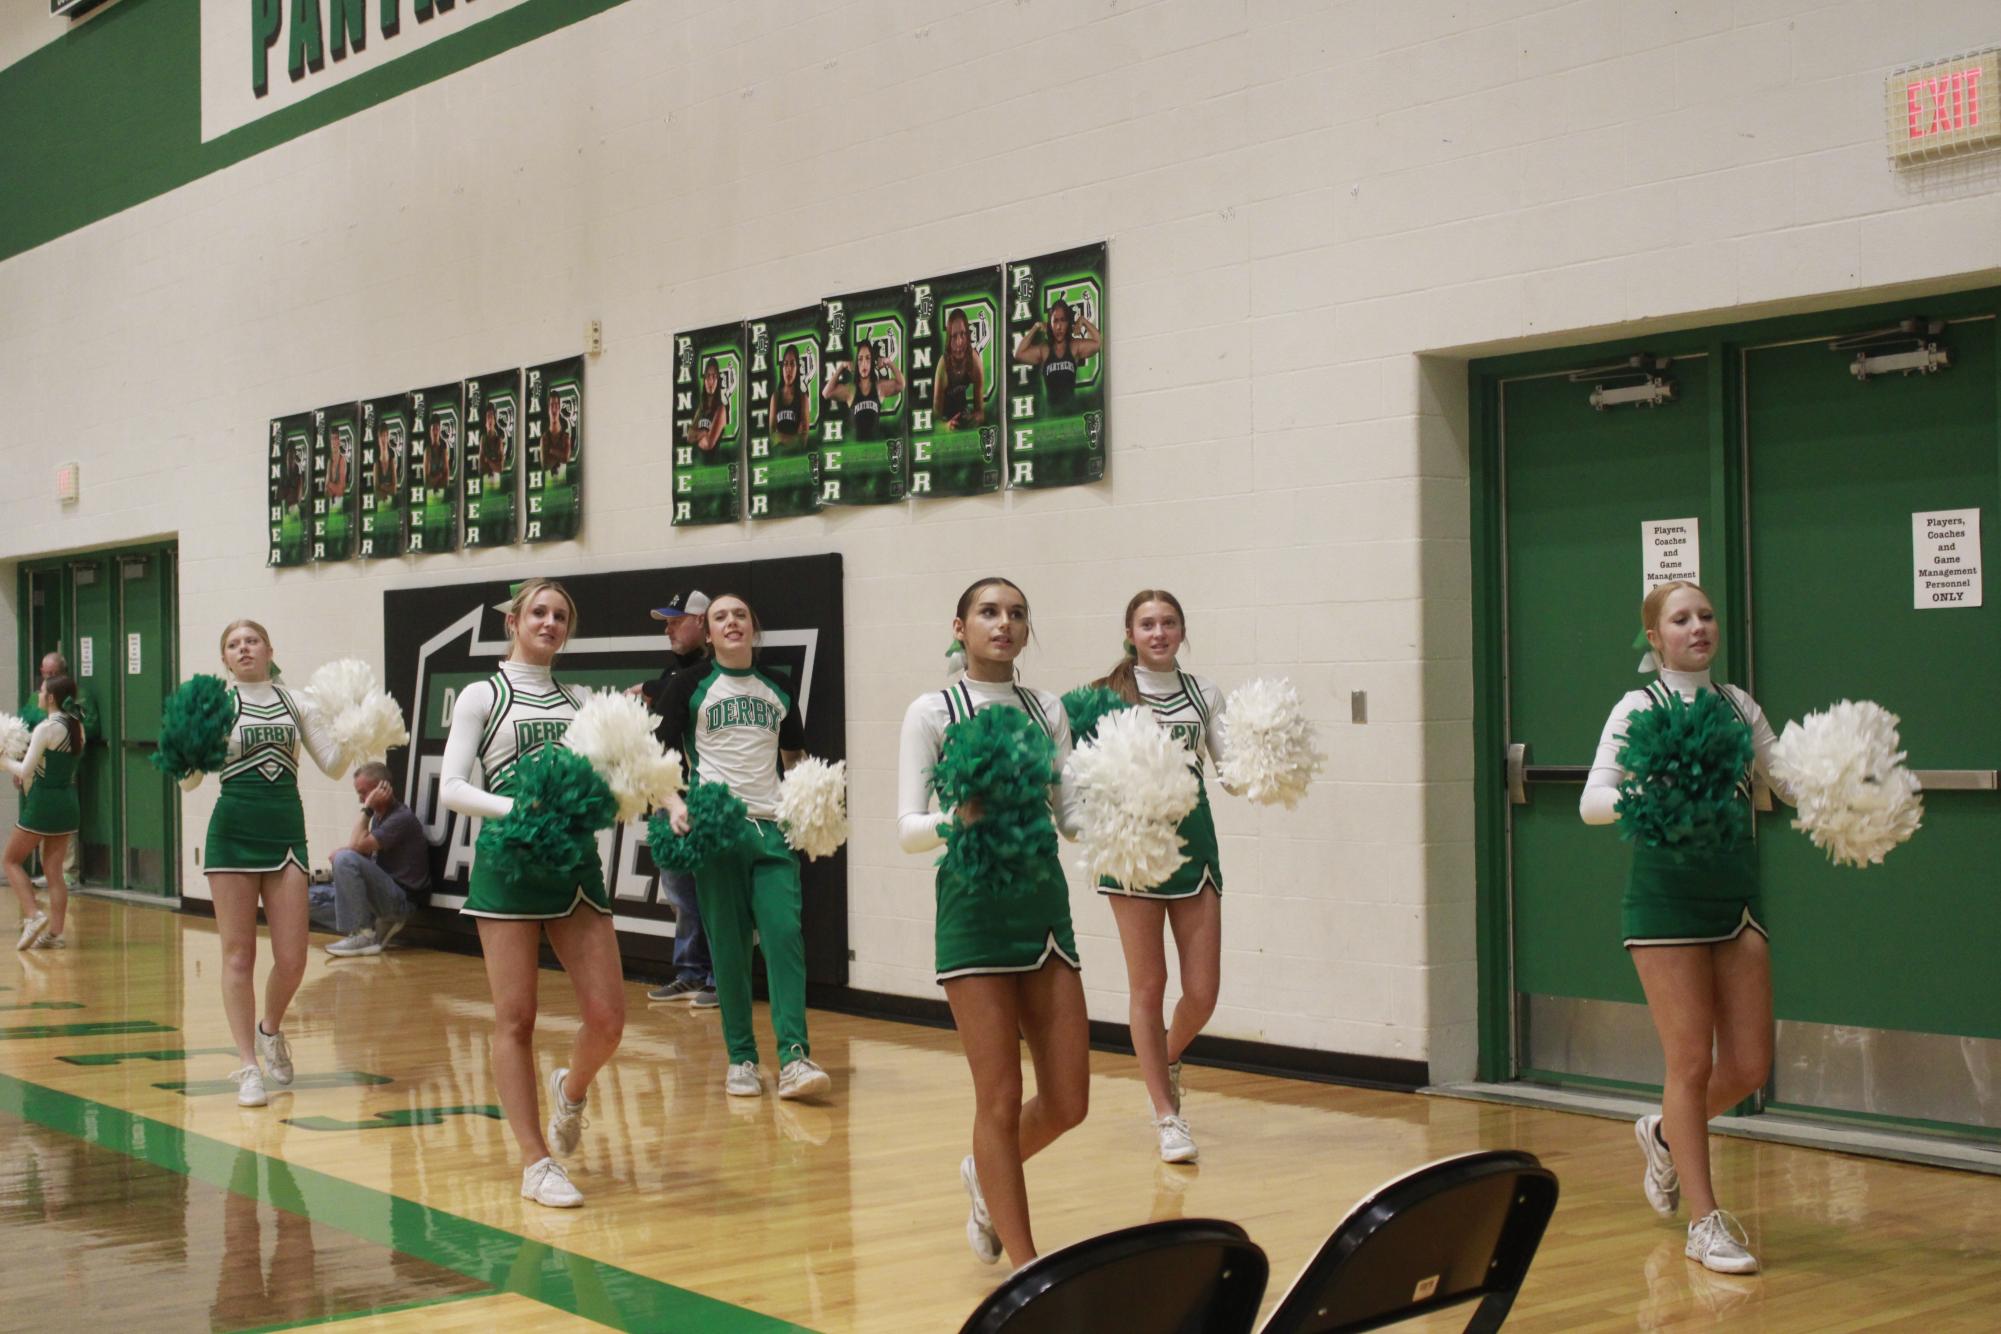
top-left (462, 832), bottom-right (610, 921)
top-left (936, 848), bottom-right (1079, 981)
top-left (1623, 806), bottom-right (1763, 947)
top-left (205, 781), bottom-right (309, 876)
top-left (1097, 786), bottom-right (1221, 899)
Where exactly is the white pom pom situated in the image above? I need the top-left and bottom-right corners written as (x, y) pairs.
top-left (564, 690), bottom-right (686, 824)
top-left (1067, 706), bottom-right (1201, 891)
top-left (776, 757), bottom-right (850, 860)
top-left (301, 659), bottom-right (411, 773)
top-left (0, 713), bottom-right (31, 762)
top-left (1770, 699), bottom-right (1923, 868)
top-left (1217, 677), bottom-right (1323, 808)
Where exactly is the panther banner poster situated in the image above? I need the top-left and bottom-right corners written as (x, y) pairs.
top-left (1005, 243), bottom-right (1108, 489)
top-left (267, 411), bottom-right (313, 567)
top-left (463, 368), bottom-right (520, 549)
top-left (311, 401), bottom-right (360, 562)
top-left (818, 284), bottom-right (911, 506)
top-left (909, 266), bottom-right (1003, 498)
top-left (524, 356), bottom-right (583, 543)
top-left (408, 381), bottom-right (464, 554)
top-left (359, 394), bottom-right (410, 558)
top-left (746, 307), bottom-right (823, 520)
top-left (672, 323), bottom-right (745, 526)
top-left (383, 554), bottom-right (848, 981)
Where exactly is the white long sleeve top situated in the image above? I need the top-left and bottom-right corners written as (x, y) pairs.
top-left (178, 680), bottom-right (343, 791)
top-left (1579, 667), bottom-right (1784, 825)
top-left (5, 717), bottom-right (74, 794)
top-left (897, 675), bottom-right (1081, 854)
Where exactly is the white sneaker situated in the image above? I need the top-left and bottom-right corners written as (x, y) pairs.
top-left (546, 1066), bottom-right (588, 1156)
top-left (31, 933), bottom-right (65, 950)
top-left (231, 1065), bottom-right (267, 1108)
top-left (16, 911), bottom-right (48, 951)
top-left (1636, 1114), bottom-right (1680, 1217)
top-left (776, 1056), bottom-right (831, 1101)
top-left (725, 1061), bottom-right (763, 1097)
top-left (374, 916), bottom-right (409, 949)
top-left (255, 1025), bottom-right (294, 1086)
top-left (521, 1156), bottom-right (584, 1208)
top-left (961, 1155), bottom-right (1002, 1265)
top-left (1167, 1060), bottom-right (1185, 1114)
top-left (325, 930), bottom-right (381, 958)
top-left (1686, 1209), bottom-right (1758, 1274)
top-left (1155, 1113), bottom-right (1199, 1163)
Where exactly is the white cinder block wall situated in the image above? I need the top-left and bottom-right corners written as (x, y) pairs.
top-left (3, 0), bottom-right (1998, 1081)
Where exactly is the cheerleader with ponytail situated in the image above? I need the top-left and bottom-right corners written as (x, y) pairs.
top-left (897, 577), bottom-right (1088, 1270)
top-left (1580, 580), bottom-right (1787, 1276)
top-left (5, 674), bottom-right (85, 950)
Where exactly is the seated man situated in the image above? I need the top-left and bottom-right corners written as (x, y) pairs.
top-left (315, 762), bottom-right (431, 957)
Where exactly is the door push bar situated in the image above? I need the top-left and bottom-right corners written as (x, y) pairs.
top-left (1912, 769), bottom-right (1999, 791)
top-left (1510, 746), bottom-right (1998, 805)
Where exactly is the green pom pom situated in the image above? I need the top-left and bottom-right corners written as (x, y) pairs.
top-left (1616, 688), bottom-right (1756, 855)
top-left (477, 747), bottom-right (617, 880)
top-left (932, 708), bottom-right (1059, 889)
top-left (153, 675), bottom-right (234, 781)
top-left (646, 781), bottom-right (752, 874)
top-left (19, 704), bottom-right (46, 730)
top-left (1061, 685), bottom-right (1136, 746)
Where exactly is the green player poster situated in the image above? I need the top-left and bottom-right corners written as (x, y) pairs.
top-left (672, 323), bottom-right (744, 526)
top-left (909, 267), bottom-right (1002, 498)
top-left (267, 411), bottom-right (313, 568)
top-left (818, 284), bottom-right (911, 506)
top-left (746, 307), bottom-right (822, 520)
top-left (464, 369), bottom-right (519, 549)
top-left (524, 356), bottom-right (583, 543)
top-left (359, 394), bottom-right (409, 558)
top-left (408, 382), bottom-right (463, 554)
top-left (1005, 243), bottom-right (1107, 489)
top-left (311, 401), bottom-right (360, 562)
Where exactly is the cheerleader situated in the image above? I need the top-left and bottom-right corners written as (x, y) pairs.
top-left (440, 578), bottom-right (626, 1208)
top-left (1580, 580), bottom-right (1783, 1275)
top-left (897, 576), bottom-right (1088, 1268)
top-left (1089, 590), bottom-right (1226, 1164)
top-left (185, 621), bottom-right (347, 1108)
top-left (653, 593), bottom-right (831, 1102)
top-left (7, 674), bottom-right (85, 950)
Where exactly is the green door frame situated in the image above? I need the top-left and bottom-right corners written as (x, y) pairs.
top-left (1469, 285), bottom-right (2001, 1082)
top-left (14, 539), bottom-right (180, 894)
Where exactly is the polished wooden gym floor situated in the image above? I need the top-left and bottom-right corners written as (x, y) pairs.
top-left (3, 898), bottom-right (1998, 1331)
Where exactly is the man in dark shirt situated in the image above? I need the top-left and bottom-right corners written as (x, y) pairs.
top-left (318, 762), bottom-right (431, 957)
top-left (632, 590), bottom-right (717, 1005)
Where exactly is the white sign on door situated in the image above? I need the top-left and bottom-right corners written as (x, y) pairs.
top-left (1642, 518), bottom-right (1701, 594)
top-left (128, 633), bottom-right (143, 676)
top-left (79, 636), bottom-right (94, 678)
top-left (1913, 508), bottom-right (1983, 608)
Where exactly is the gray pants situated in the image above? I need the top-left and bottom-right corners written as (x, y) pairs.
top-left (312, 848), bottom-right (414, 936)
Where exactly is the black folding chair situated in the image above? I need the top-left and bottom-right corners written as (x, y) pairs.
top-left (958, 1217), bottom-right (1270, 1334)
top-left (1259, 1150), bottom-right (1559, 1334)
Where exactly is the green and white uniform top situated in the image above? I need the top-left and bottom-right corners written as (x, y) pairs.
top-left (439, 659), bottom-right (587, 822)
top-left (653, 661), bottom-right (807, 820)
top-left (897, 675), bottom-right (1082, 854)
top-left (1579, 666), bottom-right (1783, 825)
top-left (1130, 667), bottom-right (1226, 778)
top-left (179, 681), bottom-right (341, 793)
top-left (6, 716), bottom-right (79, 794)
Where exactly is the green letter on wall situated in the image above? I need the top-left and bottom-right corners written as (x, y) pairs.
top-left (330, 0), bottom-right (367, 58)
top-left (289, 0), bottom-right (325, 81)
top-left (251, 0), bottom-right (283, 96)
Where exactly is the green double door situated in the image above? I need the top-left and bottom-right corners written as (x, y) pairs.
top-left (1486, 299), bottom-right (2001, 1139)
top-left (16, 542), bottom-right (179, 894)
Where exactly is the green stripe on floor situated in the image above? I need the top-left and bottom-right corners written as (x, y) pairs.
top-left (0, 1072), bottom-right (817, 1333)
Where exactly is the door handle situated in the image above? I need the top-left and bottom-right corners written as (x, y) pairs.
top-left (1911, 769), bottom-right (1999, 791)
top-left (1508, 744), bottom-right (1592, 804)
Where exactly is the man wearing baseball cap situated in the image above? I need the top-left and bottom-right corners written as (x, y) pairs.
top-left (637, 590), bottom-right (716, 1005)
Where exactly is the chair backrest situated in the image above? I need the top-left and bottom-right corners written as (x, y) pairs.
top-left (1260, 1150), bottom-right (1559, 1334)
top-left (959, 1217), bottom-right (1270, 1334)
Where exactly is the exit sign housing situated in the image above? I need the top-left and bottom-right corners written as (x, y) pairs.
top-left (1887, 51), bottom-right (2001, 166)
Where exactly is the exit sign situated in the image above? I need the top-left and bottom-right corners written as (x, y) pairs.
top-left (1887, 51), bottom-right (2001, 166)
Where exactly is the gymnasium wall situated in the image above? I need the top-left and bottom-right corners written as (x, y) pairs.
top-left (3, 0), bottom-right (1999, 1082)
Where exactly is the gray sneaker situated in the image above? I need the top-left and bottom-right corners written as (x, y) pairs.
top-left (691, 987), bottom-right (720, 1008)
top-left (647, 977), bottom-right (703, 1003)
top-left (326, 930), bottom-right (382, 958)
top-left (374, 916), bottom-right (409, 949)
top-left (1686, 1209), bottom-right (1758, 1274)
top-left (1636, 1114), bottom-right (1680, 1217)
